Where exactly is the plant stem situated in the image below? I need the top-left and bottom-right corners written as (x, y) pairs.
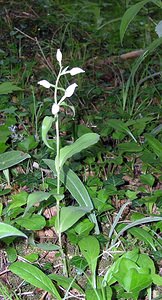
top-left (54, 67), bottom-right (68, 276)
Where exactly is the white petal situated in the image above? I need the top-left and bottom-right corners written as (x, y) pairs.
top-left (64, 83), bottom-right (78, 98)
top-left (52, 103), bottom-right (60, 115)
top-left (56, 49), bottom-right (62, 64)
top-left (69, 67), bottom-right (85, 76)
top-left (38, 80), bottom-right (51, 89)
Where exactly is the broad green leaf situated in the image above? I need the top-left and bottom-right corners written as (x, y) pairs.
top-left (8, 191), bottom-right (28, 211)
top-left (0, 222), bottom-right (27, 239)
top-left (24, 191), bottom-right (52, 214)
top-left (118, 142), bottom-right (143, 153)
top-left (79, 236), bottom-right (100, 278)
top-left (9, 262), bottom-right (61, 299)
top-left (16, 214), bottom-right (46, 230)
top-left (42, 116), bottom-right (54, 150)
top-left (108, 119), bottom-right (137, 142)
top-left (0, 151), bottom-right (30, 171)
top-left (137, 254), bottom-right (155, 274)
top-left (18, 135), bottom-right (38, 152)
top-left (145, 134), bottom-right (162, 160)
top-left (34, 243), bottom-right (60, 251)
top-left (0, 82), bottom-right (22, 94)
top-left (115, 258), bottom-right (152, 293)
top-left (128, 227), bottom-right (156, 250)
top-left (120, 0), bottom-right (151, 44)
top-left (6, 246), bottom-right (17, 263)
top-left (56, 206), bottom-right (91, 233)
top-left (140, 174), bottom-right (155, 187)
top-left (49, 274), bottom-right (83, 293)
top-left (152, 274), bottom-right (162, 285)
top-left (59, 133), bottom-right (100, 168)
top-left (74, 219), bottom-right (94, 236)
top-left (43, 159), bottom-right (99, 234)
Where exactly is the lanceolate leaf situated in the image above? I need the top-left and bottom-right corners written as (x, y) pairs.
top-left (0, 222), bottom-right (27, 239)
top-left (43, 159), bottom-right (99, 234)
top-left (58, 133), bottom-right (100, 168)
top-left (0, 151), bottom-right (30, 171)
top-left (56, 206), bottom-right (91, 233)
top-left (24, 191), bottom-right (52, 215)
top-left (9, 262), bottom-right (61, 299)
top-left (120, 0), bottom-right (151, 44)
top-left (42, 116), bottom-right (55, 150)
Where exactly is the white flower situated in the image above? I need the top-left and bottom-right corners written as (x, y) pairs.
top-left (38, 80), bottom-right (51, 89)
top-left (69, 67), bottom-right (85, 76)
top-left (56, 49), bottom-right (62, 65)
top-left (58, 83), bottom-right (78, 105)
top-left (64, 83), bottom-right (78, 97)
top-left (52, 103), bottom-right (60, 115)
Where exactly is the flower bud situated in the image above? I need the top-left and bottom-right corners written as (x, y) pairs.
top-left (64, 83), bottom-right (78, 98)
top-left (38, 80), bottom-right (51, 89)
top-left (69, 67), bottom-right (85, 76)
top-left (56, 49), bottom-right (62, 65)
top-left (52, 103), bottom-right (60, 115)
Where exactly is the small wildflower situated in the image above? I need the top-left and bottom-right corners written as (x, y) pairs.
top-left (38, 80), bottom-right (51, 89)
top-left (56, 49), bottom-right (62, 65)
top-left (52, 103), bottom-right (60, 115)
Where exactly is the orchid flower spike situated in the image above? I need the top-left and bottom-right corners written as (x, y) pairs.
top-left (38, 80), bottom-right (51, 89)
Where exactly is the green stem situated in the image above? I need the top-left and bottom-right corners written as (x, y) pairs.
top-left (54, 66), bottom-right (68, 276)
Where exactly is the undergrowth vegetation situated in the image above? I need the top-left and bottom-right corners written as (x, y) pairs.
top-left (1, 0), bottom-right (162, 299)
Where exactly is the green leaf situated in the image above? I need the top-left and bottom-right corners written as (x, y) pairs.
top-left (42, 116), bottom-right (55, 150)
top-left (56, 206), bottom-right (91, 233)
top-left (78, 236), bottom-right (100, 277)
top-left (140, 174), bottom-right (155, 187)
top-left (0, 222), bottom-right (27, 239)
top-left (120, 0), bottom-right (151, 44)
top-left (152, 273), bottom-right (162, 285)
top-left (18, 135), bottom-right (38, 152)
top-left (0, 151), bottom-right (30, 171)
top-left (9, 262), bottom-right (61, 299)
top-left (58, 133), bottom-right (100, 168)
top-left (108, 119), bottom-right (136, 142)
top-left (128, 227), bottom-right (156, 250)
top-left (43, 159), bottom-right (99, 234)
top-left (118, 142), bottom-right (143, 153)
top-left (24, 191), bottom-right (52, 215)
top-left (0, 82), bottom-right (22, 94)
top-left (115, 258), bottom-right (152, 293)
top-left (49, 274), bottom-right (83, 293)
top-left (16, 214), bottom-right (46, 230)
top-left (6, 246), bottom-right (17, 263)
top-left (8, 191), bottom-right (28, 211)
top-left (112, 216), bottom-right (162, 246)
top-left (145, 134), bottom-right (162, 161)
